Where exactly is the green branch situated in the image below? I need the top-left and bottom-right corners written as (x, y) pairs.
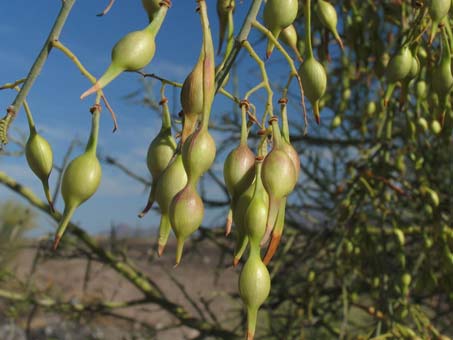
top-left (8, 0), bottom-right (76, 115)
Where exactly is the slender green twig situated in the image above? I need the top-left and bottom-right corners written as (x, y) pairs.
top-left (215, 0), bottom-right (263, 91)
top-left (242, 40), bottom-right (274, 126)
top-left (51, 39), bottom-right (119, 131)
top-left (8, 0), bottom-right (76, 116)
top-left (0, 78), bottom-right (26, 90)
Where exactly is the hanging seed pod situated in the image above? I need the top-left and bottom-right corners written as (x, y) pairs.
top-left (427, 0), bottom-right (451, 43)
top-left (223, 104), bottom-right (255, 200)
top-left (169, 184), bottom-right (204, 265)
top-left (139, 98), bottom-right (177, 217)
top-left (407, 55), bottom-right (420, 80)
top-left (182, 127), bottom-right (216, 182)
top-left (260, 118), bottom-right (297, 246)
top-left (25, 131), bottom-right (54, 212)
top-left (180, 60), bottom-right (204, 143)
top-left (384, 46), bottom-right (413, 106)
top-left (232, 179), bottom-right (255, 266)
top-left (315, 0), bottom-right (344, 49)
top-left (217, 0), bottom-right (235, 54)
top-left (261, 100), bottom-right (298, 262)
top-left (53, 110), bottom-right (102, 249)
top-left (298, 56), bottom-right (327, 124)
top-left (243, 157), bottom-right (269, 246)
top-left (239, 246), bottom-right (271, 340)
top-left (279, 25), bottom-right (303, 61)
top-left (223, 104), bottom-right (254, 237)
top-left (154, 153), bottom-right (187, 255)
top-left (81, 5), bottom-right (169, 99)
top-left (386, 46), bottom-right (413, 83)
top-left (263, 0), bottom-right (298, 58)
top-left (168, 0), bottom-right (215, 265)
top-left (431, 39), bottom-right (453, 101)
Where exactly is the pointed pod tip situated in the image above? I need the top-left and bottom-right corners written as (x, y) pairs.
top-left (263, 233), bottom-right (282, 265)
top-left (80, 83), bottom-right (101, 100)
top-left (157, 243), bottom-right (165, 257)
top-left (52, 234), bottom-right (62, 251)
top-left (233, 257), bottom-right (240, 267)
top-left (225, 216), bottom-right (232, 236)
top-left (247, 330), bottom-right (254, 340)
top-left (138, 199), bottom-right (154, 218)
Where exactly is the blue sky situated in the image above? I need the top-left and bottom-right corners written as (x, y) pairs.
top-left (0, 0), bottom-right (314, 237)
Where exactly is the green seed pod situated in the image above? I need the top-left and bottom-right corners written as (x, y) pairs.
top-left (366, 101), bottom-right (377, 116)
top-left (431, 119), bottom-right (442, 135)
top-left (385, 46), bottom-right (413, 83)
top-left (417, 117), bottom-right (429, 132)
top-left (81, 6), bottom-right (168, 99)
top-left (280, 140), bottom-right (300, 181)
top-left (217, 0), bottom-right (235, 54)
top-left (279, 24), bottom-right (303, 61)
top-left (407, 55), bottom-right (420, 79)
top-left (180, 61), bottom-right (204, 142)
top-left (261, 120), bottom-right (297, 246)
top-left (141, 0), bottom-right (161, 22)
top-left (263, 0), bottom-right (298, 58)
top-left (298, 56), bottom-right (327, 124)
top-left (232, 179), bottom-right (255, 266)
top-left (315, 0), bottom-right (344, 49)
top-left (243, 159), bottom-right (269, 246)
top-left (139, 101), bottom-right (177, 217)
top-left (239, 248), bottom-right (271, 340)
top-left (431, 43), bottom-right (453, 98)
top-left (54, 112), bottom-right (102, 249)
top-left (169, 184), bottom-right (204, 265)
top-left (427, 0), bottom-right (451, 43)
top-left (182, 127), bottom-right (216, 183)
top-left (25, 131), bottom-right (54, 211)
top-left (416, 80), bottom-right (428, 99)
top-left (331, 115), bottom-right (342, 128)
top-left (155, 154), bottom-right (188, 255)
top-left (394, 228), bottom-right (405, 246)
top-left (224, 144), bottom-right (255, 199)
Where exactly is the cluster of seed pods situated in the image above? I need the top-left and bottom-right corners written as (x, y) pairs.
top-left (383, 0), bottom-right (453, 124)
top-left (222, 99), bottom-right (299, 339)
top-left (139, 0), bottom-right (216, 265)
top-left (18, 0), bottom-right (346, 337)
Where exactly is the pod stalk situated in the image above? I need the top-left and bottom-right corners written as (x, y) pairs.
top-left (53, 205), bottom-right (77, 250)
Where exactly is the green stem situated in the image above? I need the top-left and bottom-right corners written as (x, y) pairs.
top-left (242, 41), bottom-right (274, 119)
top-left (240, 104), bottom-right (248, 145)
top-left (9, 0), bottom-right (76, 115)
top-left (86, 104), bottom-right (101, 155)
top-left (281, 101), bottom-right (290, 142)
top-left (215, 0), bottom-right (263, 91)
top-left (304, 0), bottom-right (314, 59)
top-left (145, 4), bottom-right (169, 36)
top-left (160, 85), bottom-right (172, 129)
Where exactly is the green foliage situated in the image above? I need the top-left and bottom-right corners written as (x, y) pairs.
top-left (0, 200), bottom-right (36, 270)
